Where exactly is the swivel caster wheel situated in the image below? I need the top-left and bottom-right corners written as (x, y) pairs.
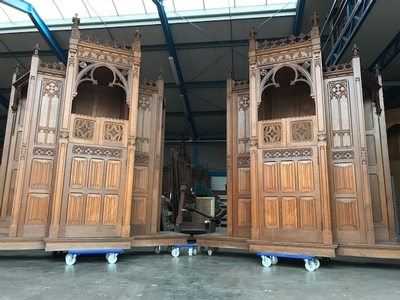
top-left (107, 253), bottom-right (118, 264)
top-left (65, 254), bottom-right (76, 266)
top-left (304, 259), bottom-right (316, 272)
top-left (171, 248), bottom-right (180, 257)
top-left (154, 246), bottom-right (161, 254)
top-left (261, 256), bottom-right (272, 268)
top-left (207, 248), bottom-right (213, 256)
top-left (270, 256), bottom-right (278, 265)
top-left (312, 258), bottom-right (320, 269)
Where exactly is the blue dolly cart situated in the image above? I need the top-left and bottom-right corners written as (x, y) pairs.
top-left (64, 249), bottom-right (124, 265)
top-left (257, 252), bottom-right (321, 272)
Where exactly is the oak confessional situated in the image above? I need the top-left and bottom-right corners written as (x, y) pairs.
top-left (197, 14), bottom-right (399, 258)
top-left (0, 16), bottom-right (188, 250)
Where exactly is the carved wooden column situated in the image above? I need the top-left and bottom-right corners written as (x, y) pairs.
top-left (49, 16), bottom-right (80, 238)
top-left (375, 67), bottom-right (396, 241)
top-left (311, 14), bottom-right (333, 244)
top-left (122, 31), bottom-right (141, 237)
top-left (9, 46), bottom-right (40, 237)
top-left (149, 72), bottom-right (165, 235)
top-left (226, 70), bottom-right (233, 237)
top-left (0, 65), bottom-right (20, 222)
top-left (353, 45), bottom-right (375, 244)
top-left (249, 28), bottom-right (259, 240)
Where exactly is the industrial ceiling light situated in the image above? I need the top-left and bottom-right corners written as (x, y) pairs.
top-left (168, 56), bottom-right (180, 86)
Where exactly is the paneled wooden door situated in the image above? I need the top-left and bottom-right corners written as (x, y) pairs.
top-left (257, 116), bottom-right (323, 243)
top-left (59, 115), bottom-right (128, 238)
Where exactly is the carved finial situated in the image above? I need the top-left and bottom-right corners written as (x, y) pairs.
top-left (14, 63), bottom-right (20, 75)
top-left (71, 14), bottom-right (80, 39)
top-left (72, 13), bottom-right (80, 26)
top-left (158, 68), bottom-right (164, 79)
top-left (33, 43), bottom-right (40, 55)
top-left (227, 67), bottom-right (233, 79)
top-left (135, 28), bottom-right (142, 41)
top-left (311, 12), bottom-right (319, 26)
top-left (249, 27), bottom-right (257, 39)
top-left (352, 44), bottom-right (359, 57)
top-left (374, 64), bottom-right (380, 77)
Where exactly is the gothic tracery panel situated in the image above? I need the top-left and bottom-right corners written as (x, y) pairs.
top-left (328, 80), bottom-right (352, 148)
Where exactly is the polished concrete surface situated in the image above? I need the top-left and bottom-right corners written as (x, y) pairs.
top-left (1, 247), bottom-right (400, 300)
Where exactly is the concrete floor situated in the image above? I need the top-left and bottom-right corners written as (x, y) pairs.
top-left (0, 247), bottom-right (400, 300)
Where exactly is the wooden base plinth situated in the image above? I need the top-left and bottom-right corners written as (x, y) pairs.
top-left (337, 242), bottom-right (400, 259)
top-left (0, 235), bottom-right (45, 250)
top-left (44, 238), bottom-right (132, 251)
top-left (131, 232), bottom-right (189, 247)
top-left (194, 233), bottom-right (249, 250)
top-left (248, 240), bottom-right (338, 258)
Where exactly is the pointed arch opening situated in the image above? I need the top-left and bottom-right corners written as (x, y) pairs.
top-left (258, 66), bottom-right (315, 121)
top-left (72, 66), bottom-right (129, 120)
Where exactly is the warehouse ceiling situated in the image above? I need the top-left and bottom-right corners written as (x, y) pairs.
top-left (0, 0), bottom-right (399, 143)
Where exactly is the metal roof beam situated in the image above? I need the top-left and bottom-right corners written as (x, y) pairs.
top-left (368, 30), bottom-right (400, 71)
top-left (153, 0), bottom-right (197, 139)
top-left (1, 0), bottom-right (67, 64)
top-left (293, 0), bottom-right (306, 36)
top-left (324, 0), bottom-right (376, 66)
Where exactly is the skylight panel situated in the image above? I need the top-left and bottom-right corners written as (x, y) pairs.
top-left (113, 0), bottom-right (146, 15)
top-left (25, 0), bottom-right (63, 20)
top-left (268, 0), bottom-right (295, 4)
top-left (203, 0), bottom-right (233, 10)
top-left (173, 0), bottom-right (204, 12)
top-left (235, 0), bottom-right (266, 7)
top-left (142, 0), bottom-right (158, 14)
top-left (52, 0), bottom-right (91, 19)
top-left (0, 4), bottom-right (30, 22)
top-left (84, 0), bottom-right (118, 18)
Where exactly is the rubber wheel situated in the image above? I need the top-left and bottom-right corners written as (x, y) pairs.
top-left (271, 256), bottom-right (278, 265)
top-left (261, 256), bottom-right (272, 268)
top-left (207, 249), bottom-right (213, 256)
top-left (193, 248), bottom-right (197, 255)
top-left (305, 260), bottom-right (316, 272)
top-left (171, 248), bottom-right (180, 257)
top-left (154, 246), bottom-right (161, 254)
top-left (65, 254), bottom-right (76, 266)
top-left (312, 258), bottom-right (320, 269)
top-left (107, 253), bottom-right (118, 264)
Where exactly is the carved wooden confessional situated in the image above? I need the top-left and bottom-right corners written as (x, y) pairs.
top-left (226, 14), bottom-right (395, 256)
top-left (0, 16), bottom-right (166, 246)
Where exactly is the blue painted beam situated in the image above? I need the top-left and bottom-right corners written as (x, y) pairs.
top-left (167, 111), bottom-right (225, 117)
top-left (0, 93), bottom-right (9, 109)
top-left (293, 0), bottom-right (306, 36)
top-left (165, 81), bottom-right (226, 89)
top-left (1, 0), bottom-right (67, 64)
top-left (153, 0), bottom-right (197, 139)
top-left (384, 86), bottom-right (400, 109)
top-left (324, 0), bottom-right (376, 66)
top-left (368, 30), bottom-right (400, 72)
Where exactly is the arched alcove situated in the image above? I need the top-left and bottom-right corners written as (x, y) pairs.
top-left (258, 67), bottom-right (315, 121)
top-left (72, 66), bottom-right (129, 120)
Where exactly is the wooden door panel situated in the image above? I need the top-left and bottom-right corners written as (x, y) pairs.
top-left (258, 116), bottom-right (322, 243)
top-left (59, 115), bottom-right (127, 238)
